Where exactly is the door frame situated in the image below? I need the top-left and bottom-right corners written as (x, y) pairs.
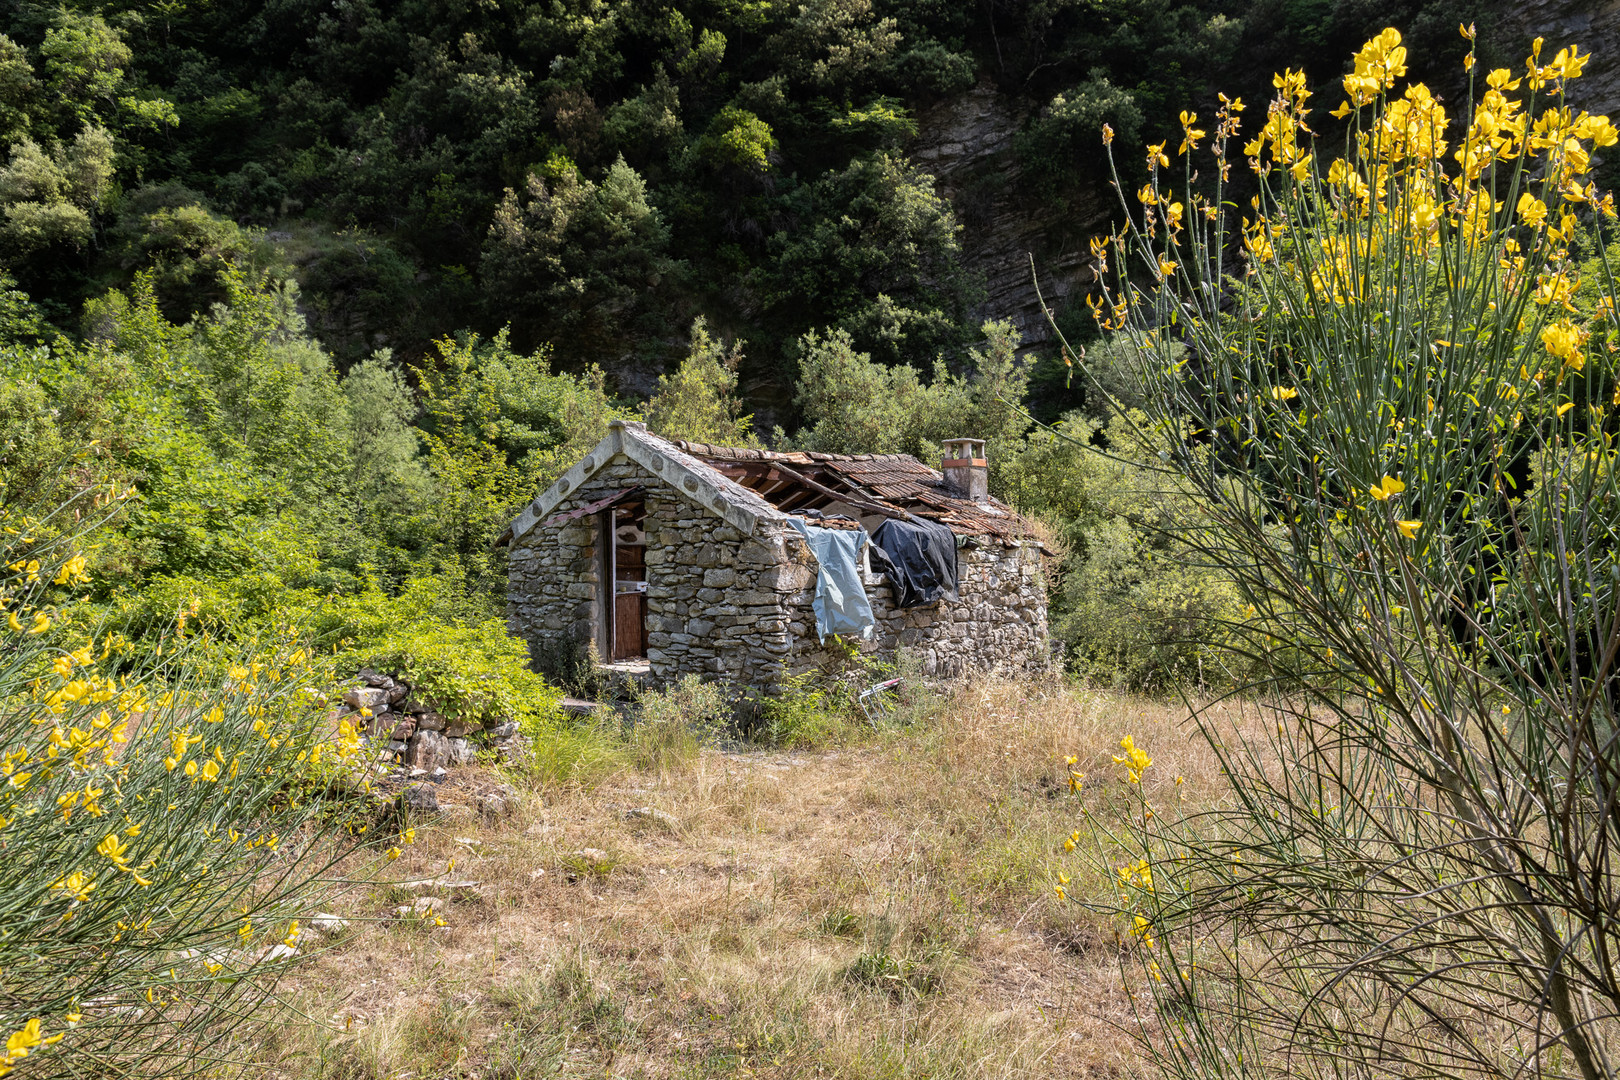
top-left (595, 509), bottom-right (616, 660)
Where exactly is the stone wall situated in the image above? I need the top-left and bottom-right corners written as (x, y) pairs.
top-left (507, 453), bottom-right (808, 686)
top-left (338, 669), bottom-right (526, 773)
top-left (643, 502), bottom-right (808, 684)
top-left (508, 450), bottom-right (1050, 690)
top-left (788, 537), bottom-right (1050, 679)
top-left (507, 454), bottom-right (663, 672)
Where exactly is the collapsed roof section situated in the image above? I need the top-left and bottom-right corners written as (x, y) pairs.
top-left (497, 420), bottom-right (1044, 549)
top-left (670, 440), bottom-right (1039, 546)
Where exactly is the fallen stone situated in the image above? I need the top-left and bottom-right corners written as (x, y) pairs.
top-left (343, 687), bottom-right (389, 710)
top-left (494, 734), bottom-right (528, 763)
top-left (399, 783), bottom-right (439, 815)
top-left (446, 738), bottom-right (477, 766)
top-left (406, 730), bottom-right (449, 771)
top-left (401, 878), bottom-right (479, 891)
top-left (476, 794), bottom-right (511, 820)
top-left (625, 806), bottom-right (680, 829)
top-left (307, 913), bottom-right (350, 937)
top-left (394, 896), bottom-right (447, 921)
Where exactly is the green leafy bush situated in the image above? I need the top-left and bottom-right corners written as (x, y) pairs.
top-left (1050, 413), bottom-right (1246, 692)
top-left (627, 674), bottom-right (731, 772)
top-left (759, 637), bottom-right (897, 747)
top-left (320, 575), bottom-right (562, 731)
top-left (758, 669), bottom-right (846, 747)
top-left (643, 316), bottom-right (759, 446)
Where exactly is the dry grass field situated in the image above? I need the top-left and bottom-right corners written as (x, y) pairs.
top-left (251, 679), bottom-right (1227, 1079)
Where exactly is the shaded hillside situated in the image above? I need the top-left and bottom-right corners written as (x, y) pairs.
top-left (0, 0), bottom-right (1579, 421)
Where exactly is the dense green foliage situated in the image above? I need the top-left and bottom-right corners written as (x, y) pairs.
top-left (0, 268), bottom-right (624, 719)
top-left (0, 1), bottom-right (1526, 694)
top-left (0, 0), bottom-right (1487, 391)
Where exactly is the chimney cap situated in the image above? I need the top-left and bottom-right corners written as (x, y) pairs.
top-left (942, 437), bottom-right (985, 453)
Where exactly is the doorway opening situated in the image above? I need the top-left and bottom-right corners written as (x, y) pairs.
top-left (597, 499), bottom-right (647, 662)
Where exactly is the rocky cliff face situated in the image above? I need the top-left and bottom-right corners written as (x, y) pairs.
top-left (1488, 0), bottom-right (1620, 116)
top-left (909, 86), bottom-right (1109, 357)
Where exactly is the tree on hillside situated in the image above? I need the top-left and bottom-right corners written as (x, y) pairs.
top-left (768, 152), bottom-right (979, 369)
top-left (342, 350), bottom-right (429, 517)
top-left (0, 126), bottom-right (113, 258)
top-left (481, 156), bottom-right (678, 356)
top-left (645, 316), bottom-right (759, 447)
top-left (791, 318), bottom-right (1028, 469)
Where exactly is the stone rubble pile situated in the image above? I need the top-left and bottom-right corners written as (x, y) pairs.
top-left (339, 669), bottom-right (527, 772)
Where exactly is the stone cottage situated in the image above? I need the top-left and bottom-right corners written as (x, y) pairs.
top-left (498, 420), bottom-right (1049, 688)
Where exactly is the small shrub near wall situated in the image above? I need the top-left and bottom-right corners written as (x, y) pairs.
top-left (627, 674), bottom-right (732, 772)
top-left (760, 638), bottom-right (913, 747)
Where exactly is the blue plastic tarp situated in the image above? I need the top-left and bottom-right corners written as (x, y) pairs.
top-left (788, 518), bottom-right (875, 641)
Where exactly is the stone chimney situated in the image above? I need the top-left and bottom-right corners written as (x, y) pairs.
top-left (941, 438), bottom-right (988, 503)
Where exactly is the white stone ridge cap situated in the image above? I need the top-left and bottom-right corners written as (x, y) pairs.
top-left (503, 425), bottom-right (625, 545)
top-left (503, 421), bottom-right (789, 546)
top-left (617, 424), bottom-right (791, 533)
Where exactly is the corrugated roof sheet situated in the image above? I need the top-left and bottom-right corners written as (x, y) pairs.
top-left (672, 440), bottom-right (1039, 544)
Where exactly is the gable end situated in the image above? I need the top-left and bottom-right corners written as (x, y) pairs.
top-left (505, 422), bottom-right (781, 546)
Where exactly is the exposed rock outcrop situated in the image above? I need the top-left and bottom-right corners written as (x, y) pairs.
top-left (1487, 0), bottom-right (1620, 119)
top-left (910, 85), bottom-right (1111, 356)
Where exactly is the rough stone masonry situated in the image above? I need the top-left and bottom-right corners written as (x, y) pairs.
top-left (504, 421), bottom-right (1049, 690)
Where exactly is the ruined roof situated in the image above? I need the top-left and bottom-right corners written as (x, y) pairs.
top-left (500, 422), bottom-right (789, 546)
top-left (499, 422), bottom-right (1044, 549)
top-left (670, 440), bottom-right (1040, 544)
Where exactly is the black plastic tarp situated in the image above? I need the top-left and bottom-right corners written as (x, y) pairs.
top-left (869, 518), bottom-right (958, 608)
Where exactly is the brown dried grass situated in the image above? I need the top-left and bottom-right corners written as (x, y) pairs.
top-left (252, 678), bottom-right (1222, 1079)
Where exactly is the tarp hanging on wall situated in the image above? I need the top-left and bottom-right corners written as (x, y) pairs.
top-left (869, 518), bottom-right (958, 608)
top-left (788, 518), bottom-right (875, 640)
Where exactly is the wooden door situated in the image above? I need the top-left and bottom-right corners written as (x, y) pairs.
top-left (612, 541), bottom-right (647, 660)
top-left (613, 593), bottom-right (646, 659)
